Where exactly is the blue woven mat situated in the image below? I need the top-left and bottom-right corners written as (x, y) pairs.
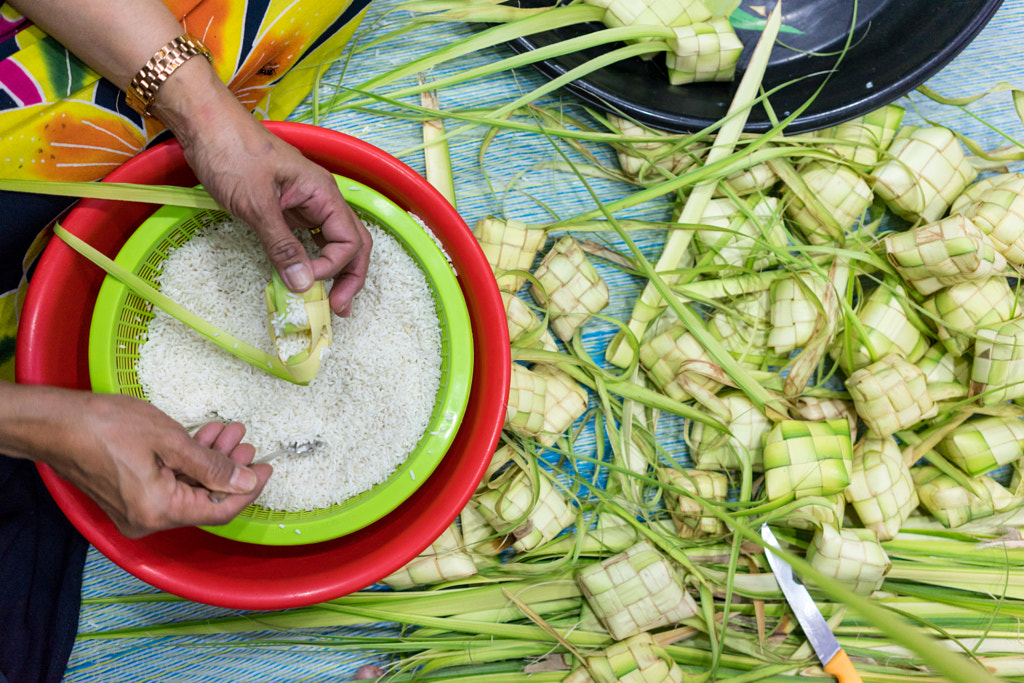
top-left (66, 0), bottom-right (1024, 680)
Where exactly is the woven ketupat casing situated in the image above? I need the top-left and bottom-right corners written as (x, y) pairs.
top-left (845, 354), bottom-right (937, 435)
top-left (506, 363), bottom-right (547, 436)
top-left (831, 284), bottom-right (928, 376)
top-left (667, 17), bottom-right (743, 85)
top-left (692, 196), bottom-right (785, 275)
top-left (588, 0), bottom-right (711, 35)
top-left (382, 524), bottom-right (477, 589)
top-left (473, 216), bottom-right (546, 292)
top-left (777, 493), bottom-right (846, 531)
top-left (530, 235), bottom-right (609, 342)
top-left (923, 277), bottom-right (1017, 356)
top-left (767, 270), bottom-right (830, 354)
top-left (577, 540), bottom-right (698, 640)
top-left (762, 419), bottom-right (852, 500)
top-left (873, 125), bottom-right (977, 223)
top-left (785, 161), bottom-right (873, 244)
top-left (935, 415), bottom-right (1024, 476)
top-left (531, 363), bottom-right (588, 446)
top-left (807, 525), bottom-right (891, 596)
top-left (660, 468), bottom-right (728, 537)
top-left (913, 465), bottom-right (1014, 528)
top-left (885, 214), bottom-right (1006, 295)
top-left (475, 470), bottom-right (575, 552)
top-left (958, 172), bottom-right (1024, 264)
top-left (640, 310), bottom-right (722, 402)
top-left (563, 633), bottom-right (686, 683)
top-left (688, 391), bottom-right (771, 472)
top-left (845, 434), bottom-right (918, 541)
top-left (970, 318), bottom-right (1024, 404)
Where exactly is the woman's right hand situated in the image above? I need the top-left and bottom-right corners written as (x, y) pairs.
top-left (0, 383), bottom-right (272, 538)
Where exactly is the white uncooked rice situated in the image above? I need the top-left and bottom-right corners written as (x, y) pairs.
top-left (136, 217), bottom-right (442, 511)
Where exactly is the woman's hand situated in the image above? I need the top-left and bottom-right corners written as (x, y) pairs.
top-left (152, 59), bottom-right (373, 316)
top-left (181, 110), bottom-right (373, 316)
top-left (0, 384), bottom-right (272, 538)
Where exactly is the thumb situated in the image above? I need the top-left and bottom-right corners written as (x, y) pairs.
top-left (256, 218), bottom-right (315, 293)
top-left (166, 438), bottom-right (259, 495)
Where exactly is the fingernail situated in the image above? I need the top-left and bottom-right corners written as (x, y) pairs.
top-left (230, 466), bottom-right (257, 493)
top-left (284, 263), bottom-right (313, 291)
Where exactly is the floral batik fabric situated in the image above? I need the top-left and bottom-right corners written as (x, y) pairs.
top-left (0, 0), bottom-right (371, 381)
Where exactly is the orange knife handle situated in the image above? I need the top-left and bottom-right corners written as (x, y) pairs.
top-left (824, 649), bottom-right (862, 683)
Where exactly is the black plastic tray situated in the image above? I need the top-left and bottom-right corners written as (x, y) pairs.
top-left (506, 0), bottom-right (1003, 133)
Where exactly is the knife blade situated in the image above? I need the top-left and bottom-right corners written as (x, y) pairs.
top-left (761, 524), bottom-right (862, 683)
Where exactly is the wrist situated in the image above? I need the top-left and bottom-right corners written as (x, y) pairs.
top-left (147, 53), bottom-right (266, 161)
top-left (126, 34), bottom-right (214, 116)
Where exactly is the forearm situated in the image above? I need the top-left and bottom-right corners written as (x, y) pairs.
top-left (0, 381), bottom-right (80, 465)
top-left (7, 0), bottom-right (184, 91)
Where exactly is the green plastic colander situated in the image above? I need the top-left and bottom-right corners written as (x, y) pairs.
top-left (87, 175), bottom-right (474, 546)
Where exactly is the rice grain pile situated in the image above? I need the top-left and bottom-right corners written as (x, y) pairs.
top-left (137, 217), bottom-right (442, 511)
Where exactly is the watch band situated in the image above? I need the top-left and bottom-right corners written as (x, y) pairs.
top-left (126, 34), bottom-right (214, 116)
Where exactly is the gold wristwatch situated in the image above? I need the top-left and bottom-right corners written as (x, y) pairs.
top-left (126, 34), bottom-right (214, 116)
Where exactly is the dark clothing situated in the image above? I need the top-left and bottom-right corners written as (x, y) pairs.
top-left (0, 456), bottom-right (87, 683)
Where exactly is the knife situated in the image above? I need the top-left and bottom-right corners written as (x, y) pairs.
top-left (761, 524), bottom-right (862, 682)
